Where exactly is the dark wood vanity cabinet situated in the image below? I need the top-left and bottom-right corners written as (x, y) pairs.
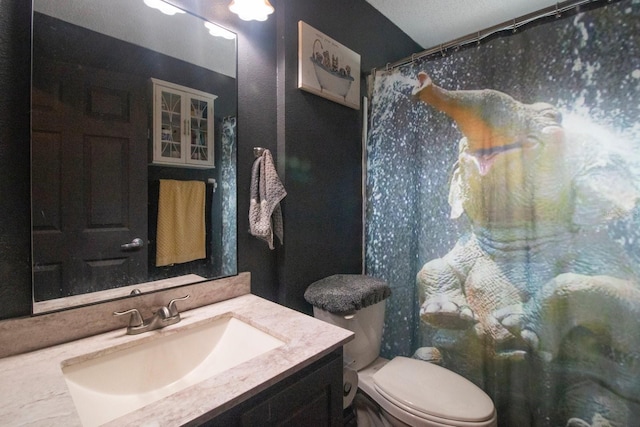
top-left (193, 349), bottom-right (344, 427)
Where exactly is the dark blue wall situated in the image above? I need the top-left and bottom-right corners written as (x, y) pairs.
top-left (277, 1), bottom-right (421, 312)
top-left (0, 0), bottom-right (419, 319)
top-left (0, 0), bottom-right (32, 318)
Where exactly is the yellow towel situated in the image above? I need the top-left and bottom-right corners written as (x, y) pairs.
top-left (156, 179), bottom-right (206, 267)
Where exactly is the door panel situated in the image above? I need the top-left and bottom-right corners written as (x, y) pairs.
top-left (32, 63), bottom-right (148, 300)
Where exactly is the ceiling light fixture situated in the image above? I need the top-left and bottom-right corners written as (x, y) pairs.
top-left (143, 0), bottom-right (185, 16)
top-left (228, 0), bottom-right (274, 22)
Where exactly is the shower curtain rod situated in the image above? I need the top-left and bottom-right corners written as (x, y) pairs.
top-left (374, 0), bottom-right (604, 73)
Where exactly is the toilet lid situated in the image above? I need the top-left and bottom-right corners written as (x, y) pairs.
top-left (373, 357), bottom-right (495, 423)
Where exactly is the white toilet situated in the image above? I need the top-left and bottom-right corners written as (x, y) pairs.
top-left (307, 275), bottom-right (497, 427)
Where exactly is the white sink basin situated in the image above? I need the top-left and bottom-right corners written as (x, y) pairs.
top-left (61, 315), bottom-right (285, 427)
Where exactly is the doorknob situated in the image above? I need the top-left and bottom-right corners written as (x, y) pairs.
top-left (121, 238), bottom-right (144, 251)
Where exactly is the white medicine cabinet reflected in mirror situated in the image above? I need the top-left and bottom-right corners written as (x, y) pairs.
top-left (152, 78), bottom-right (217, 168)
top-left (31, 0), bottom-right (238, 314)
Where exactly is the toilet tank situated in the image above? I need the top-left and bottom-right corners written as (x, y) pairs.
top-left (313, 300), bottom-right (385, 370)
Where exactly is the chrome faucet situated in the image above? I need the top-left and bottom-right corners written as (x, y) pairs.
top-left (113, 295), bottom-right (190, 335)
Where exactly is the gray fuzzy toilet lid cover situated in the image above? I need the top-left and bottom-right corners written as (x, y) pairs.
top-left (304, 274), bottom-right (391, 314)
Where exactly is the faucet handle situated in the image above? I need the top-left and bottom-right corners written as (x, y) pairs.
top-left (113, 308), bottom-right (144, 327)
top-left (167, 295), bottom-right (190, 317)
top-left (154, 306), bottom-right (172, 319)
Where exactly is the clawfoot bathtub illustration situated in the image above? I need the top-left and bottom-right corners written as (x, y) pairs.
top-left (412, 72), bottom-right (640, 426)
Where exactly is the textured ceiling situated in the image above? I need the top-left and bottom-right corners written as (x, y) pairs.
top-left (365, 0), bottom-right (563, 49)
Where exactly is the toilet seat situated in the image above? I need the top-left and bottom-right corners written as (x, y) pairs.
top-left (359, 357), bottom-right (496, 427)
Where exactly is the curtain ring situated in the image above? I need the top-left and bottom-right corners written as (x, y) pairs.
top-left (440, 44), bottom-right (445, 57)
top-left (512, 18), bottom-right (517, 33)
top-left (411, 53), bottom-right (416, 64)
top-left (386, 62), bottom-right (391, 71)
top-left (476, 31), bottom-right (481, 46)
top-left (555, 2), bottom-right (561, 18)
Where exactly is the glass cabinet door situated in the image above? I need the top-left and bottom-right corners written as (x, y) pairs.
top-left (159, 89), bottom-right (184, 162)
top-left (188, 95), bottom-right (214, 166)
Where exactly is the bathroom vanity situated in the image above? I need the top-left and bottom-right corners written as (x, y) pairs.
top-left (200, 350), bottom-right (343, 426)
top-left (0, 274), bottom-right (353, 426)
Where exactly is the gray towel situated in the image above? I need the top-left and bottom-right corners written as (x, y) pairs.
top-left (249, 149), bottom-right (286, 249)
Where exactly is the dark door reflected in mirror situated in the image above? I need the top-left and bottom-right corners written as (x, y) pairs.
top-left (31, 0), bottom-right (237, 313)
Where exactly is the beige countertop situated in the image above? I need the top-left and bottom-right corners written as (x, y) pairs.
top-left (0, 294), bottom-right (353, 426)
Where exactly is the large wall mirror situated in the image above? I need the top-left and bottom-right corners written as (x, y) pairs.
top-left (31, 0), bottom-right (238, 313)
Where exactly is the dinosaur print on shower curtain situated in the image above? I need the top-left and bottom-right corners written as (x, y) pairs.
top-left (413, 71), bottom-right (640, 427)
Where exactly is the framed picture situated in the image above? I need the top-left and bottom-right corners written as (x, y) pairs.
top-left (298, 21), bottom-right (361, 110)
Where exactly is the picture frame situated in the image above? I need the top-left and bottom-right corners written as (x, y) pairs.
top-left (298, 21), bottom-right (361, 110)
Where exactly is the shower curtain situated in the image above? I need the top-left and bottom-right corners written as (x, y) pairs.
top-left (365, 1), bottom-right (640, 425)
